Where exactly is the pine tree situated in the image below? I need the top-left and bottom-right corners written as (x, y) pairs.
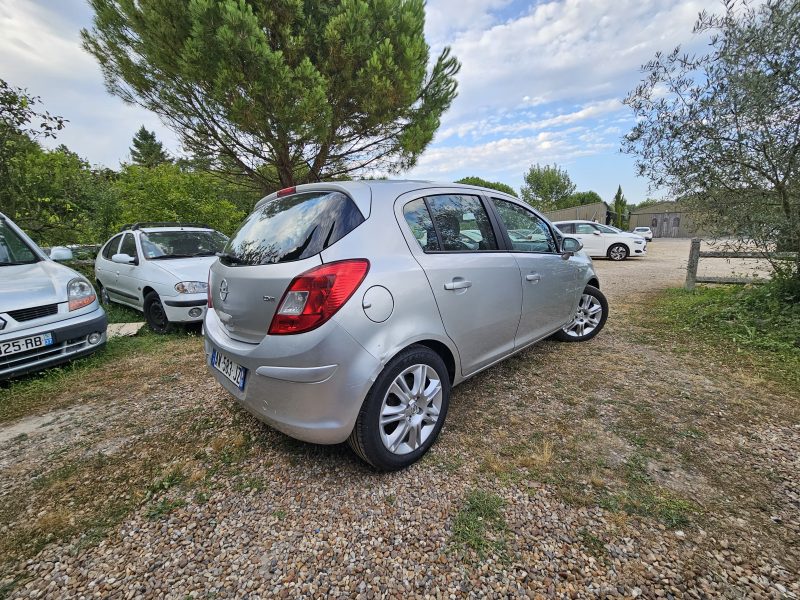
top-left (613, 186), bottom-right (627, 228)
top-left (129, 126), bottom-right (170, 168)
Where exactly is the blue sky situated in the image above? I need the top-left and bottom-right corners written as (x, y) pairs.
top-left (0, 0), bottom-right (717, 204)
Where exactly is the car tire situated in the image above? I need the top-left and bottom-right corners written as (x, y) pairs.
top-left (607, 243), bottom-right (629, 261)
top-left (97, 282), bottom-right (111, 305)
top-left (554, 285), bottom-right (608, 343)
top-left (348, 345), bottom-right (451, 471)
top-left (143, 291), bottom-right (173, 334)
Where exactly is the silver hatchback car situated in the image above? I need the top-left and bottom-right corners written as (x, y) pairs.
top-left (205, 181), bottom-right (607, 470)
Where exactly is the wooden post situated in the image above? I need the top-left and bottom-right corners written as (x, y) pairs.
top-left (685, 238), bottom-right (701, 291)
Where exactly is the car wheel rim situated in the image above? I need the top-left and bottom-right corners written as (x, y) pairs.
top-left (562, 293), bottom-right (603, 338)
top-left (610, 246), bottom-right (626, 260)
top-left (379, 364), bottom-right (442, 455)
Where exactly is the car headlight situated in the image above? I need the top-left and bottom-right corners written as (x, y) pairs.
top-left (634, 239), bottom-right (644, 244)
top-left (175, 281), bottom-right (208, 294)
top-left (68, 278), bottom-right (96, 311)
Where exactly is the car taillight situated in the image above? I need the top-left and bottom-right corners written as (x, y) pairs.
top-left (207, 269), bottom-right (213, 309)
top-left (277, 186), bottom-right (297, 197)
top-left (268, 259), bottom-right (369, 335)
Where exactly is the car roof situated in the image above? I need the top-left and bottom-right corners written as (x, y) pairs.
top-left (553, 220), bottom-right (601, 224)
top-left (135, 227), bottom-right (215, 233)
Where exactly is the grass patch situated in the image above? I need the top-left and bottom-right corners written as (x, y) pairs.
top-left (646, 282), bottom-right (800, 389)
top-left (0, 330), bottom-right (197, 424)
top-left (451, 490), bottom-right (507, 558)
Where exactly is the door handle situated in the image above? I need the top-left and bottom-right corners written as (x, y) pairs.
top-left (525, 273), bottom-right (541, 283)
top-left (444, 279), bottom-right (472, 290)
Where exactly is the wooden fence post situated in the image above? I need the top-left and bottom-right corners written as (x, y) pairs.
top-left (685, 238), bottom-right (701, 291)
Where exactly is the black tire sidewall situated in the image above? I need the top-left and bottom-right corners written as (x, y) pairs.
top-left (144, 291), bottom-right (172, 334)
top-left (353, 345), bottom-right (451, 471)
top-left (97, 282), bottom-right (110, 305)
top-left (554, 285), bottom-right (608, 343)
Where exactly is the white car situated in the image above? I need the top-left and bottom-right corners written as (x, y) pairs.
top-left (95, 223), bottom-right (228, 332)
top-left (632, 226), bottom-right (654, 241)
top-left (553, 220), bottom-right (647, 261)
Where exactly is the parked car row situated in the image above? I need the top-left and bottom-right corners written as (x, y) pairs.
top-left (5, 181), bottom-right (616, 470)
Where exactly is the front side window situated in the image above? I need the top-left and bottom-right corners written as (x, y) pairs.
top-left (141, 230), bottom-right (228, 260)
top-left (492, 199), bottom-right (557, 253)
top-left (222, 191), bottom-right (364, 265)
top-left (102, 234), bottom-right (123, 260)
top-left (0, 220), bottom-right (38, 266)
top-left (595, 224), bottom-right (620, 234)
top-left (425, 194), bottom-right (498, 251)
top-left (120, 233), bottom-right (138, 258)
top-left (575, 223), bottom-right (598, 234)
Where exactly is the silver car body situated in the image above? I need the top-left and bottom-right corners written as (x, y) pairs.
top-left (204, 181), bottom-right (599, 445)
top-left (0, 212), bottom-right (107, 380)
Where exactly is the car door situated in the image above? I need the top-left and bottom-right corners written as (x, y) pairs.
top-left (572, 223), bottom-right (605, 256)
top-left (114, 233), bottom-right (143, 307)
top-left (490, 199), bottom-right (579, 346)
top-left (96, 234), bottom-right (122, 294)
top-left (400, 192), bottom-right (522, 376)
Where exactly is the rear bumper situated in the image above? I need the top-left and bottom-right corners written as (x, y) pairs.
top-left (0, 308), bottom-right (107, 380)
top-left (203, 308), bottom-right (380, 444)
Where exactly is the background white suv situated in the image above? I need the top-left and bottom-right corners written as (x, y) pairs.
top-left (95, 223), bottom-right (228, 332)
top-left (553, 220), bottom-right (647, 261)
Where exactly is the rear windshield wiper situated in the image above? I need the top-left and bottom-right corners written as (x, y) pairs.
top-left (216, 252), bottom-right (248, 265)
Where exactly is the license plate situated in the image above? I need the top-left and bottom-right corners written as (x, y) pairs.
top-left (211, 349), bottom-right (247, 390)
top-left (0, 332), bottom-right (54, 357)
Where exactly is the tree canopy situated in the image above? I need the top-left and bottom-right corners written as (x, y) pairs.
top-left (82, 0), bottom-right (460, 192)
top-left (623, 0), bottom-right (800, 281)
top-left (520, 163), bottom-right (576, 211)
top-left (567, 191), bottom-right (603, 207)
top-left (455, 176), bottom-right (517, 197)
top-left (130, 126), bottom-right (170, 168)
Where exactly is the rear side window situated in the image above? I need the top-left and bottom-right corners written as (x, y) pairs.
top-left (222, 191), bottom-right (364, 265)
top-left (556, 223), bottom-right (574, 234)
top-left (403, 195), bottom-right (498, 252)
top-left (102, 234), bottom-right (122, 259)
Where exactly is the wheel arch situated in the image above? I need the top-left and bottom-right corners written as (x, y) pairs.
top-left (413, 339), bottom-right (457, 385)
top-left (587, 277), bottom-right (600, 289)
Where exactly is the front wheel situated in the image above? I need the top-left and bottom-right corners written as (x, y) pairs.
top-left (554, 285), bottom-right (608, 342)
top-left (97, 282), bottom-right (111, 305)
top-left (144, 291), bottom-right (173, 334)
top-left (348, 345), bottom-right (451, 471)
top-left (607, 243), bottom-right (629, 261)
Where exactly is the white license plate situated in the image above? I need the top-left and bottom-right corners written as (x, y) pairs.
top-left (0, 332), bottom-right (54, 357)
top-left (211, 349), bottom-right (247, 390)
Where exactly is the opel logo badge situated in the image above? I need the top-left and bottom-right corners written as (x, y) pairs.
top-left (219, 279), bottom-right (229, 301)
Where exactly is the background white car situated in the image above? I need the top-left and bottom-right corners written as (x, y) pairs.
top-left (553, 220), bottom-right (647, 261)
top-left (95, 223), bottom-right (228, 332)
top-left (632, 226), bottom-right (654, 241)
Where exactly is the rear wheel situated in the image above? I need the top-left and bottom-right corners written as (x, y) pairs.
top-left (144, 291), bottom-right (173, 334)
top-left (348, 345), bottom-right (450, 471)
top-left (554, 285), bottom-right (608, 342)
top-left (607, 243), bottom-right (628, 261)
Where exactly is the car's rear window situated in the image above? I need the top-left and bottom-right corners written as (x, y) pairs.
top-left (222, 191), bottom-right (364, 266)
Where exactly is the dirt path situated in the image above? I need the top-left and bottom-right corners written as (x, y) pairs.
top-left (1, 241), bottom-right (798, 599)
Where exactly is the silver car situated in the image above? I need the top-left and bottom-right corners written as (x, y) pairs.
top-left (1, 212), bottom-right (107, 380)
top-left (204, 182), bottom-right (607, 470)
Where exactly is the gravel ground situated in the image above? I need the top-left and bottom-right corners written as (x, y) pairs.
top-left (2, 239), bottom-right (798, 599)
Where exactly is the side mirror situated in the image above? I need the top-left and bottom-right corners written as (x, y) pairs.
top-left (561, 237), bottom-right (583, 259)
top-left (111, 253), bottom-right (136, 265)
top-left (50, 246), bottom-right (74, 261)
top-left (592, 230), bottom-right (602, 236)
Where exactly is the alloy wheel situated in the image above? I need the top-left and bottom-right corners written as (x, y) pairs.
top-left (379, 364), bottom-right (443, 455)
top-left (562, 293), bottom-right (603, 338)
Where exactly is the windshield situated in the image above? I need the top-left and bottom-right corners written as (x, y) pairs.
top-left (0, 220), bottom-right (39, 266)
top-left (140, 230), bottom-right (229, 260)
top-left (222, 190), bottom-right (364, 266)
